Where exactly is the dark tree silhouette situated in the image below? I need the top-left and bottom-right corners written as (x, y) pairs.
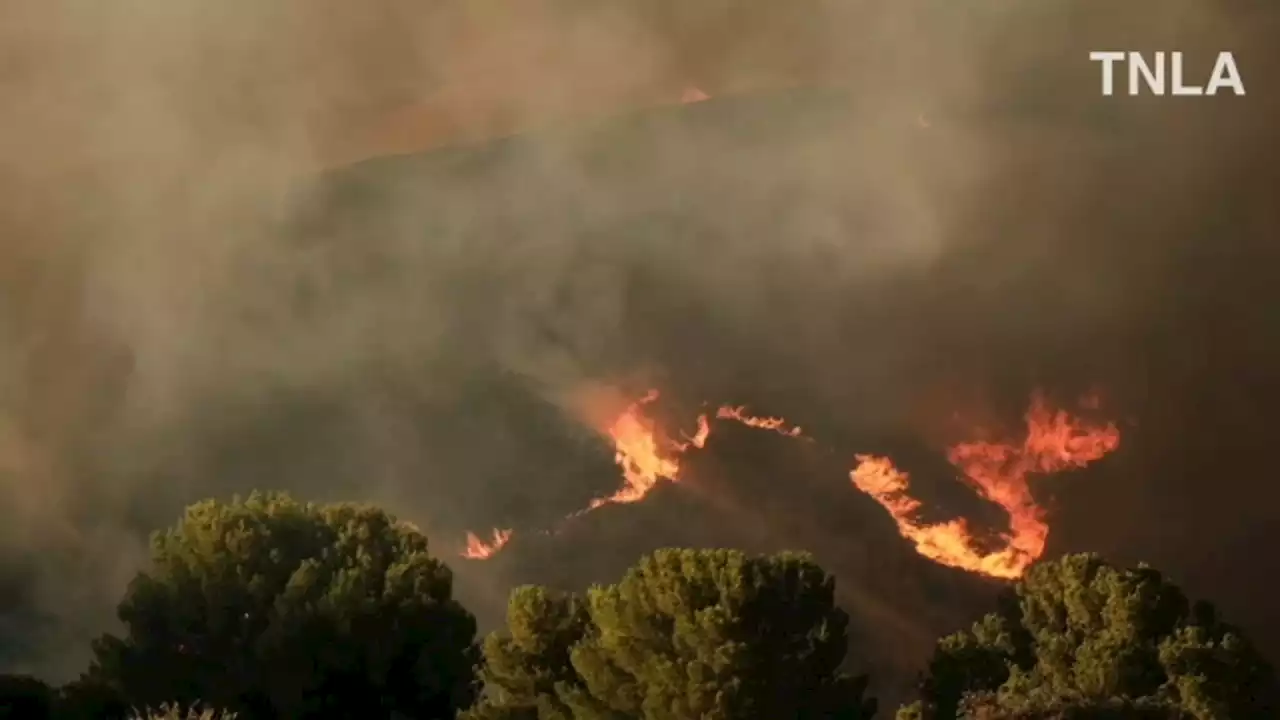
top-left (0, 673), bottom-right (55, 719)
top-left (80, 492), bottom-right (477, 719)
top-left (465, 548), bottom-right (877, 720)
top-left (898, 553), bottom-right (1276, 720)
top-left (57, 676), bottom-right (131, 720)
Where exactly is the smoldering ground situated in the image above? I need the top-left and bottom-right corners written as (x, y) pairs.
top-left (1, 0), bottom-right (1277, 702)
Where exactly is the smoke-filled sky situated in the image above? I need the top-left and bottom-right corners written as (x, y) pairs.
top-left (1, 0), bottom-right (1277, 700)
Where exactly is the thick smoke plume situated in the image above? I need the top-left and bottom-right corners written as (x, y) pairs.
top-left (0, 0), bottom-right (1276, 697)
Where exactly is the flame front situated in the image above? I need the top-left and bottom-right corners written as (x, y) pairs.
top-left (459, 392), bottom-right (803, 558)
top-left (461, 389), bottom-right (1119, 574)
top-left (462, 528), bottom-right (513, 559)
top-left (851, 393), bottom-right (1120, 579)
top-left (591, 399), bottom-right (806, 508)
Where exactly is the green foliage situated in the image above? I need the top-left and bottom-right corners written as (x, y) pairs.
top-left (954, 691), bottom-right (1193, 719)
top-left (82, 492), bottom-right (478, 719)
top-left (465, 548), bottom-right (877, 720)
top-left (462, 586), bottom-right (590, 720)
top-left (898, 553), bottom-right (1275, 720)
top-left (0, 673), bottom-right (55, 719)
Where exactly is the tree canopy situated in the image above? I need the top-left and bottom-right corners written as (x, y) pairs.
top-left (78, 492), bottom-right (478, 719)
top-left (4, 494), bottom-right (1276, 720)
top-left (0, 672), bottom-right (56, 719)
top-left (897, 553), bottom-right (1276, 720)
top-left (464, 547), bottom-right (877, 720)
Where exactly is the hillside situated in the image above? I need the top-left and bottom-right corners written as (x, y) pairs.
top-left (204, 88), bottom-right (1009, 699)
top-left (1, 79), bottom-right (1273, 705)
top-left (268, 85), bottom-right (1278, 701)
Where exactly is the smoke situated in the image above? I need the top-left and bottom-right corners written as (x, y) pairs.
top-left (0, 0), bottom-right (1276, 697)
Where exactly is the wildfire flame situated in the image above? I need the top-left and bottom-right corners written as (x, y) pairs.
top-left (461, 528), bottom-right (513, 560)
top-left (589, 390), bottom-right (685, 509)
top-left (681, 414), bottom-right (712, 450)
top-left (589, 398), bottom-right (808, 510)
top-left (851, 393), bottom-right (1120, 579)
top-left (461, 389), bottom-right (1119, 577)
top-left (459, 392), bottom-right (804, 558)
top-left (715, 406), bottom-right (803, 437)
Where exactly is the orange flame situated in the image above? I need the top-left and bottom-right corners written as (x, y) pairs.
top-left (591, 397), bottom-right (804, 509)
top-left (461, 389), bottom-right (1117, 570)
top-left (678, 414), bottom-right (712, 450)
top-left (851, 393), bottom-right (1120, 579)
top-left (715, 405), bottom-right (804, 438)
top-left (462, 528), bottom-right (513, 560)
top-left (590, 390), bottom-right (686, 509)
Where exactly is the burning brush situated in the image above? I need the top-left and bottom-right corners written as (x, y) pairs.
top-left (459, 388), bottom-right (1119, 581)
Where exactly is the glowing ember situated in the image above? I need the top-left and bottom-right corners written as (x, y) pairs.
top-left (461, 528), bottom-right (513, 560)
top-left (851, 393), bottom-right (1120, 579)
